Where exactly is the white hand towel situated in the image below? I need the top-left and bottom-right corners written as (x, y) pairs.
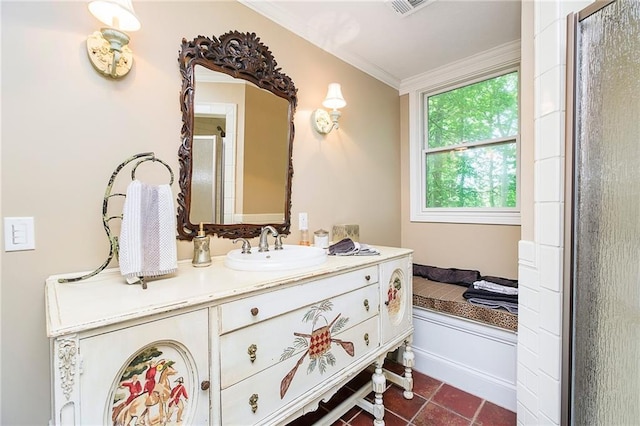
top-left (119, 180), bottom-right (178, 281)
top-left (472, 280), bottom-right (519, 296)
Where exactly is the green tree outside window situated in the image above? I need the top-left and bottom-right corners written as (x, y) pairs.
top-left (424, 72), bottom-right (518, 209)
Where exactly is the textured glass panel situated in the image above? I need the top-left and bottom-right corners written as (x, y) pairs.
top-left (426, 72), bottom-right (518, 148)
top-left (425, 142), bottom-right (516, 208)
top-left (572, 0), bottom-right (640, 424)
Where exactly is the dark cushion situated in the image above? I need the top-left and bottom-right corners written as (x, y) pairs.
top-left (412, 264), bottom-right (481, 287)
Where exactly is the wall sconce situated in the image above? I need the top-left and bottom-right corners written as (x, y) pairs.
top-left (313, 83), bottom-right (347, 134)
top-left (86, 0), bottom-right (141, 79)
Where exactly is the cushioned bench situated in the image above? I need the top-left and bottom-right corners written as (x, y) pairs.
top-left (412, 276), bottom-right (517, 332)
top-left (409, 265), bottom-right (518, 411)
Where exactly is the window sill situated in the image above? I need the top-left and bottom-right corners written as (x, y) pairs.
top-left (411, 210), bottom-right (520, 225)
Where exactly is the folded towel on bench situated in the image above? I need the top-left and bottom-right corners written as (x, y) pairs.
top-left (467, 298), bottom-right (518, 314)
top-left (462, 287), bottom-right (518, 304)
top-left (463, 279), bottom-right (518, 314)
top-left (473, 280), bottom-right (519, 295)
top-left (478, 275), bottom-right (518, 288)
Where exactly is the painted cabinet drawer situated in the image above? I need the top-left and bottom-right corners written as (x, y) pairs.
top-left (220, 315), bottom-right (380, 426)
top-left (219, 283), bottom-right (379, 389)
top-left (219, 265), bottom-right (378, 334)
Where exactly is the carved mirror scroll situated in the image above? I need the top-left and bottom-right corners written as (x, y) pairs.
top-left (177, 31), bottom-right (297, 240)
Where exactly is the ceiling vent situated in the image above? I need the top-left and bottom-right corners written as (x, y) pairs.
top-left (385, 0), bottom-right (436, 17)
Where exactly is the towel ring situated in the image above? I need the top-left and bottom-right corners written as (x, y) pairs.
top-left (58, 152), bottom-right (174, 288)
top-left (131, 155), bottom-right (174, 186)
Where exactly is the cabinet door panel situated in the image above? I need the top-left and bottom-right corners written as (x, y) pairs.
top-left (380, 257), bottom-right (413, 344)
top-left (221, 316), bottom-right (380, 426)
top-left (220, 283), bottom-right (379, 388)
top-left (79, 310), bottom-right (209, 425)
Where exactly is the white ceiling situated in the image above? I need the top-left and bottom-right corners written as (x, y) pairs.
top-left (240, 0), bottom-right (522, 89)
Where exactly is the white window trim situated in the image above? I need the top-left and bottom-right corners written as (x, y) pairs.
top-left (404, 41), bottom-right (521, 225)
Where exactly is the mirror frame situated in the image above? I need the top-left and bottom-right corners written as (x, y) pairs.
top-left (177, 31), bottom-right (298, 240)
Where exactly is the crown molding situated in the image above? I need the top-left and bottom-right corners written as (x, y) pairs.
top-left (239, 0), bottom-right (401, 89)
top-left (399, 40), bottom-right (521, 95)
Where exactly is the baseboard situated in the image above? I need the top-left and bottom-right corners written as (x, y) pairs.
top-left (411, 307), bottom-right (517, 411)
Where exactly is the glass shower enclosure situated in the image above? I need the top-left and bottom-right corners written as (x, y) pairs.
top-left (566, 0), bottom-right (640, 424)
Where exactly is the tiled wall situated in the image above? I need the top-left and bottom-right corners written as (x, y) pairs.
top-left (517, 1), bottom-right (592, 424)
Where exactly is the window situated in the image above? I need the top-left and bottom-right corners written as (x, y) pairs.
top-left (411, 68), bottom-right (520, 225)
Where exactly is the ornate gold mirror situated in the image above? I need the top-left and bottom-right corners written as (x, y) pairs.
top-left (177, 31), bottom-right (297, 240)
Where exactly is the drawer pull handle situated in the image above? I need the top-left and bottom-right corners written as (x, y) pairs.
top-left (248, 344), bottom-right (258, 362)
top-left (364, 333), bottom-right (370, 346)
top-left (201, 380), bottom-right (210, 391)
top-left (249, 393), bottom-right (259, 413)
top-left (365, 274), bottom-right (371, 281)
top-left (250, 307), bottom-right (259, 316)
top-left (363, 299), bottom-right (370, 311)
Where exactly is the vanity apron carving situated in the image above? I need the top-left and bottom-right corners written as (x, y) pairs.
top-left (57, 338), bottom-right (78, 401)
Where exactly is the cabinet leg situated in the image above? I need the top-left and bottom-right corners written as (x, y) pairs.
top-left (402, 338), bottom-right (415, 399)
top-left (372, 360), bottom-right (386, 426)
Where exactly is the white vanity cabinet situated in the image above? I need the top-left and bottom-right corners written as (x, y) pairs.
top-left (46, 247), bottom-right (414, 425)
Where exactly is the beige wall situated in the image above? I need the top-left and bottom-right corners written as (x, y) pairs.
top-left (243, 84), bottom-right (289, 214)
top-left (399, 95), bottom-right (520, 278)
top-left (0, 2), bottom-right (400, 424)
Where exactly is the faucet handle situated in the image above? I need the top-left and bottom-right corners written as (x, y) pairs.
top-left (274, 234), bottom-right (286, 250)
top-left (233, 238), bottom-right (252, 254)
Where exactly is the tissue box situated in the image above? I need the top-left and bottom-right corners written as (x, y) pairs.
top-left (332, 224), bottom-right (359, 243)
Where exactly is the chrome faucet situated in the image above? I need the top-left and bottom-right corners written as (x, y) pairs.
top-left (233, 237), bottom-right (252, 254)
top-left (258, 226), bottom-right (278, 252)
top-left (274, 234), bottom-right (285, 250)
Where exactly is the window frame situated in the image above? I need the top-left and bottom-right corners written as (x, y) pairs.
top-left (407, 51), bottom-right (521, 226)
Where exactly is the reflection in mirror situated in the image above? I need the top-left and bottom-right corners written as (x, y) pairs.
top-left (191, 68), bottom-right (290, 226)
top-left (177, 32), bottom-right (298, 240)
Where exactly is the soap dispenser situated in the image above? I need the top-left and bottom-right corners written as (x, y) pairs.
top-left (192, 223), bottom-right (212, 267)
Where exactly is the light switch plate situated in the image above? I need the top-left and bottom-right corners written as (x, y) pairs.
top-left (4, 217), bottom-right (35, 251)
top-left (299, 212), bottom-right (308, 230)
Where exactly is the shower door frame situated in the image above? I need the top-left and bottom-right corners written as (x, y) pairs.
top-left (563, 1), bottom-right (617, 425)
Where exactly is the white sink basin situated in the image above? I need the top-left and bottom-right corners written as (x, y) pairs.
top-left (224, 245), bottom-right (328, 271)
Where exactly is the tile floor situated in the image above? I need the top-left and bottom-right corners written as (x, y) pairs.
top-left (286, 359), bottom-right (516, 426)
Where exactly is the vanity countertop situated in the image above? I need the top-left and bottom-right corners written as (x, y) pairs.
top-left (45, 246), bottom-right (412, 338)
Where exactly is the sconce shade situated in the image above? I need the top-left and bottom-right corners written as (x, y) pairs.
top-left (88, 0), bottom-right (140, 31)
top-left (87, 0), bottom-right (139, 78)
top-left (314, 82), bottom-right (346, 134)
top-left (322, 83), bottom-right (347, 110)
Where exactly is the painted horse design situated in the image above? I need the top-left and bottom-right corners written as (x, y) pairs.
top-left (114, 362), bottom-right (177, 426)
